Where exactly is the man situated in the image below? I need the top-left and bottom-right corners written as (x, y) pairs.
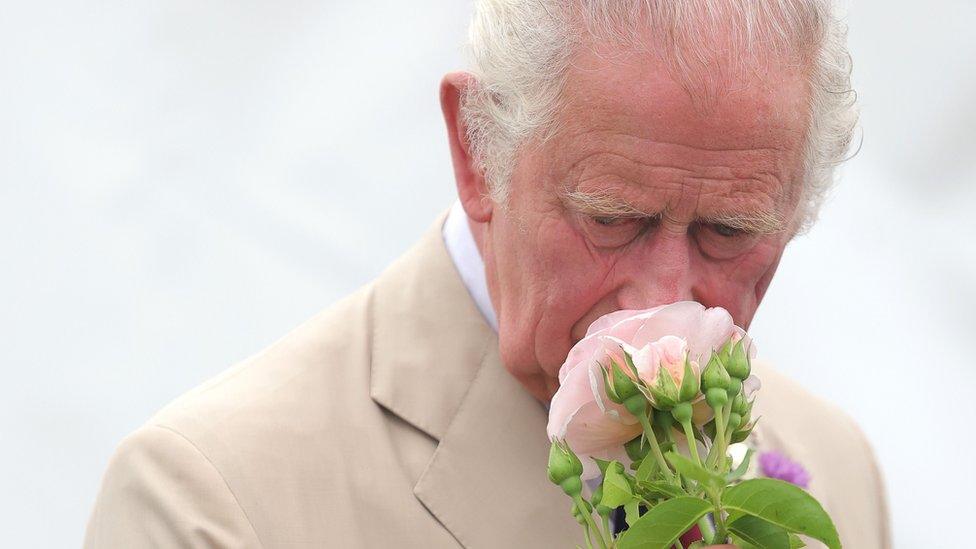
top-left (85, 1), bottom-right (890, 547)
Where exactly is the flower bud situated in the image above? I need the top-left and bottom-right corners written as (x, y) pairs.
top-left (726, 339), bottom-right (751, 380)
top-left (705, 387), bottom-right (728, 409)
top-left (678, 358), bottom-right (700, 403)
top-left (701, 352), bottom-right (731, 392)
top-left (606, 359), bottom-right (642, 405)
top-left (590, 485), bottom-right (612, 518)
top-left (672, 401), bottom-right (693, 424)
top-left (647, 368), bottom-right (680, 411)
top-left (548, 440), bottom-right (583, 495)
top-left (728, 412), bottom-right (743, 432)
top-left (570, 500), bottom-right (592, 525)
top-left (727, 377), bottom-right (742, 399)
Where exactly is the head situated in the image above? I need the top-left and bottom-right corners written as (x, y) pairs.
top-left (440, 0), bottom-right (857, 402)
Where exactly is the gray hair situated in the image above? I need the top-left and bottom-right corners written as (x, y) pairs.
top-left (460, 0), bottom-right (858, 234)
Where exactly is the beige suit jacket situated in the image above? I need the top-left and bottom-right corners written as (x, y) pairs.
top-left (85, 212), bottom-right (891, 548)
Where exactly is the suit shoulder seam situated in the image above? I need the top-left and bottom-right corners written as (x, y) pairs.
top-left (148, 424), bottom-right (265, 548)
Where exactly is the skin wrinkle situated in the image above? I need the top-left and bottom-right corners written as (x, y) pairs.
top-left (442, 23), bottom-right (812, 404)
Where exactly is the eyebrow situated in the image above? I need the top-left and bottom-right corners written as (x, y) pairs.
top-left (561, 188), bottom-right (787, 235)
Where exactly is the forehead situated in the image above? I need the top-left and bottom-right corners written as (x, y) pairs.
top-left (544, 42), bottom-right (812, 211)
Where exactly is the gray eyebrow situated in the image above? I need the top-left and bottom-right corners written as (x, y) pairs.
top-left (561, 188), bottom-right (787, 235)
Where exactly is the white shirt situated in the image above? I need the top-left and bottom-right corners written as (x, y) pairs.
top-left (442, 201), bottom-right (498, 332)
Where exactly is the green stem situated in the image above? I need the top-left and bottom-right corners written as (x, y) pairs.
top-left (637, 411), bottom-right (676, 482)
top-left (602, 515), bottom-right (611, 545)
top-left (582, 521), bottom-right (594, 549)
top-left (706, 489), bottom-right (728, 544)
top-left (697, 515), bottom-right (716, 545)
top-left (573, 495), bottom-right (609, 549)
top-left (707, 407), bottom-right (727, 471)
top-left (679, 419), bottom-right (703, 469)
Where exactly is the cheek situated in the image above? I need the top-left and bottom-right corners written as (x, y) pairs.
top-left (690, 239), bottom-right (784, 327)
top-left (529, 219), bottom-right (621, 375)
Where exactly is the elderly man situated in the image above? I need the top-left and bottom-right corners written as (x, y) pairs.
top-left (85, 1), bottom-right (889, 547)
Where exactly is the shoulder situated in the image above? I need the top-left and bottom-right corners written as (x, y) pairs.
top-left (85, 424), bottom-right (262, 548)
top-left (154, 283), bottom-right (374, 434)
top-left (87, 284), bottom-right (383, 545)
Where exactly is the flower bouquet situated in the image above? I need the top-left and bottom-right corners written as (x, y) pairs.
top-left (546, 302), bottom-right (839, 549)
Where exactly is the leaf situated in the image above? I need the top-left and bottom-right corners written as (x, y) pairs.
top-left (665, 451), bottom-right (724, 490)
top-left (722, 478), bottom-right (841, 549)
top-left (593, 457), bottom-right (612, 476)
top-left (727, 448), bottom-right (755, 482)
top-left (617, 497), bottom-right (712, 549)
top-left (637, 480), bottom-right (686, 499)
top-left (601, 461), bottom-right (634, 508)
top-left (729, 514), bottom-right (792, 548)
top-left (624, 499), bottom-right (641, 529)
top-left (635, 452), bottom-right (659, 482)
top-left (789, 534), bottom-right (807, 548)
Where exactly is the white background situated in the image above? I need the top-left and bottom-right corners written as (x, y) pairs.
top-left (1, 1), bottom-right (973, 547)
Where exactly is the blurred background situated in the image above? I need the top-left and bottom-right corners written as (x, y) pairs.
top-left (1, 1), bottom-right (973, 546)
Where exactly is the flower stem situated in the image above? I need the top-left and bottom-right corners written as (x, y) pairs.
top-left (697, 515), bottom-right (715, 544)
top-left (637, 411), bottom-right (675, 482)
top-left (573, 495), bottom-right (609, 549)
top-left (679, 419), bottom-right (703, 468)
top-left (708, 408), bottom-right (727, 472)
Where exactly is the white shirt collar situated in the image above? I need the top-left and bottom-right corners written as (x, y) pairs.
top-left (442, 200), bottom-right (498, 332)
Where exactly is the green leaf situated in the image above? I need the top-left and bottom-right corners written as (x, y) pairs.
top-left (722, 478), bottom-right (841, 549)
top-left (665, 451), bottom-right (724, 490)
top-left (601, 461), bottom-right (634, 508)
top-left (624, 499), bottom-right (641, 529)
top-left (637, 480), bottom-right (686, 499)
top-left (729, 514), bottom-right (792, 548)
top-left (617, 497), bottom-right (712, 549)
top-left (635, 451), bottom-right (659, 482)
top-left (727, 448), bottom-right (755, 482)
top-left (593, 457), bottom-right (612, 476)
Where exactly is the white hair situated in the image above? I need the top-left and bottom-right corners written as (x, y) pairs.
top-left (460, 0), bottom-right (858, 234)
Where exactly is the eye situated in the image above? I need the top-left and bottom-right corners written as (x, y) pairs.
top-left (695, 222), bottom-right (760, 259)
top-left (711, 223), bottom-right (743, 238)
top-left (580, 215), bottom-right (651, 248)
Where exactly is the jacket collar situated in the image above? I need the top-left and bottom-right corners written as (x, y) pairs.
top-left (369, 210), bottom-right (580, 547)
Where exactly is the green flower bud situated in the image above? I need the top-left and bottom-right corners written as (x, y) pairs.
top-left (560, 476), bottom-right (583, 497)
top-left (678, 358), bottom-right (700, 403)
top-left (548, 440), bottom-right (583, 490)
top-left (590, 485), bottom-right (612, 517)
top-left (672, 401), bottom-right (693, 424)
top-left (570, 500), bottom-right (592, 525)
top-left (647, 368), bottom-right (680, 411)
top-left (731, 394), bottom-right (746, 415)
top-left (726, 339), bottom-right (751, 380)
top-left (701, 352), bottom-right (731, 391)
top-left (705, 387), bottom-right (728, 409)
top-left (727, 377), bottom-right (742, 399)
top-left (728, 412), bottom-right (743, 431)
top-left (606, 359), bottom-right (643, 405)
top-left (624, 435), bottom-right (650, 462)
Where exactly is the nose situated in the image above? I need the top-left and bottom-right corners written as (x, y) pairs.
top-left (615, 230), bottom-right (695, 310)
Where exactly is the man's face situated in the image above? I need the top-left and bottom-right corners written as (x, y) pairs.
top-left (475, 47), bottom-right (811, 403)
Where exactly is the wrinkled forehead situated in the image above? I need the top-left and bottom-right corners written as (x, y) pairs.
top-left (547, 38), bottom-right (812, 176)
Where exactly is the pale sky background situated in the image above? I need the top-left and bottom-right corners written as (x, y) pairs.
top-left (1, 1), bottom-right (974, 547)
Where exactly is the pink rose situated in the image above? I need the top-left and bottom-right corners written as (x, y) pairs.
top-left (546, 301), bottom-right (756, 479)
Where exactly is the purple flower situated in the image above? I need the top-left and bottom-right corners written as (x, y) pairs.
top-left (758, 450), bottom-right (810, 488)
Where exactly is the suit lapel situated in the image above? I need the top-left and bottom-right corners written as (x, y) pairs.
top-left (412, 343), bottom-right (581, 548)
top-left (369, 211), bottom-right (581, 547)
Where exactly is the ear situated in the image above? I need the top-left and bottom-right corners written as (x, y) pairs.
top-left (439, 71), bottom-right (493, 223)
